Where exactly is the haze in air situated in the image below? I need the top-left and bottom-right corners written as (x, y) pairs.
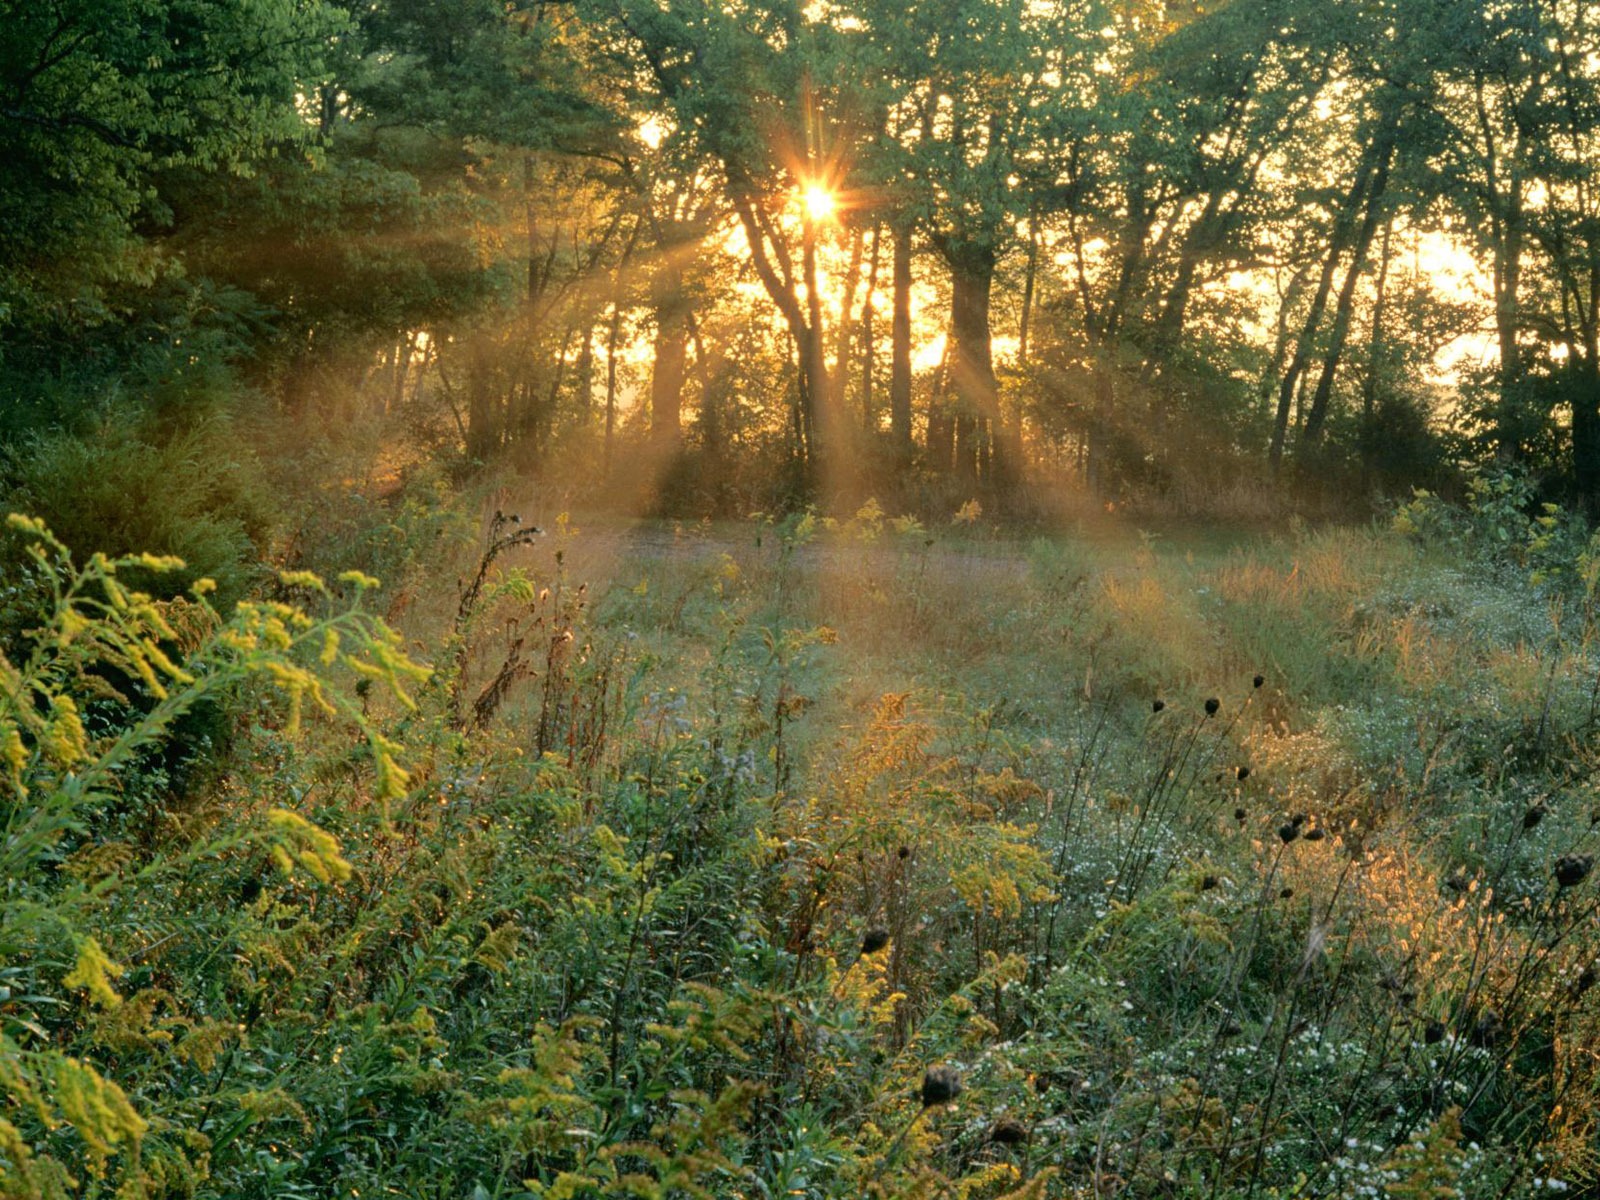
top-left (4, 2), bottom-right (1600, 1196)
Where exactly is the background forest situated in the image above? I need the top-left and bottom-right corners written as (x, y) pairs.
top-left (5, 0), bottom-right (1600, 534)
top-left (9, 1), bottom-right (1600, 1198)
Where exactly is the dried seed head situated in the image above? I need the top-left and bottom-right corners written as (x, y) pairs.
top-left (1303, 827), bottom-right (1326, 842)
top-left (1279, 887), bottom-right (1295, 900)
top-left (1575, 965), bottom-right (1596, 996)
top-left (897, 845), bottom-right (911, 860)
top-left (1204, 697), bottom-right (1221, 716)
top-left (1278, 823), bottom-right (1300, 845)
top-left (1525, 804), bottom-right (1548, 830)
top-left (1200, 874), bottom-right (1220, 891)
top-left (1236, 766), bottom-right (1251, 781)
top-left (921, 1066), bottom-right (963, 1107)
top-left (1424, 1020), bottom-right (1446, 1045)
top-left (1253, 674), bottom-right (1265, 689)
top-left (861, 928), bottom-right (890, 956)
top-left (1469, 1011), bottom-right (1501, 1048)
top-left (1234, 807), bottom-right (1247, 823)
top-left (988, 1117), bottom-right (1028, 1146)
top-left (1152, 698), bottom-right (1165, 713)
top-left (1556, 854), bottom-right (1594, 888)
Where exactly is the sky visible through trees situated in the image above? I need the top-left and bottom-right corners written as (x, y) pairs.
top-left (4, 0), bottom-right (1600, 517)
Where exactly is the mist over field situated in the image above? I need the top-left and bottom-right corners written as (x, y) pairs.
top-left (6, 2), bottom-right (1600, 1196)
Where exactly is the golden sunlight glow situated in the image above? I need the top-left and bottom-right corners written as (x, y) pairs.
top-left (802, 185), bottom-right (837, 222)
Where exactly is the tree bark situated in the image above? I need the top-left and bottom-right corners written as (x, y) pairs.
top-left (1268, 117), bottom-right (1395, 469)
top-left (1300, 136), bottom-right (1397, 447)
top-left (890, 219), bottom-right (914, 461)
top-left (649, 260), bottom-right (690, 452)
top-left (948, 245), bottom-right (1000, 487)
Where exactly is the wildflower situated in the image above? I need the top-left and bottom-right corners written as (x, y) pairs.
top-left (1555, 854), bottom-right (1594, 888)
top-left (1236, 766), bottom-right (1251, 781)
top-left (1204, 697), bottom-right (1220, 716)
top-left (861, 928), bottom-right (890, 956)
top-left (921, 1066), bottom-right (963, 1107)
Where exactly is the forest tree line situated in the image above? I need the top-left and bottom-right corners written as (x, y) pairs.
top-left (4, 0), bottom-right (1600, 518)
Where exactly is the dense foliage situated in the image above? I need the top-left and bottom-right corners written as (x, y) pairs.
top-left (6, 0), bottom-right (1600, 532)
top-left (7, 485), bottom-right (1600, 1196)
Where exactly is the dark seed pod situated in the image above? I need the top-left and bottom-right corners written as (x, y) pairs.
top-left (1303, 827), bottom-right (1326, 842)
top-left (1574, 965), bottom-right (1596, 996)
top-left (1201, 874), bottom-right (1220, 891)
top-left (1152, 699), bottom-right (1166, 713)
top-left (1253, 674), bottom-right (1265, 689)
top-left (1278, 823), bottom-right (1299, 844)
top-left (1524, 804), bottom-right (1547, 830)
top-left (898, 845), bottom-right (911, 860)
top-left (1204, 697), bottom-right (1220, 716)
top-left (1556, 854), bottom-right (1594, 888)
top-left (1469, 1011), bottom-right (1501, 1048)
top-left (1291, 813), bottom-right (1308, 829)
top-left (1236, 766), bottom-right (1251, 781)
top-left (1234, 807), bottom-right (1247, 823)
top-left (1424, 1020), bottom-right (1446, 1045)
top-left (921, 1066), bottom-right (963, 1107)
top-left (1279, 887), bottom-right (1294, 899)
top-left (988, 1117), bottom-right (1029, 1146)
top-left (861, 928), bottom-right (890, 956)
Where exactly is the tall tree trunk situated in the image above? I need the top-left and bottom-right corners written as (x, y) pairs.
top-left (1301, 136), bottom-right (1397, 447)
top-left (860, 223), bottom-right (881, 433)
top-left (1570, 357), bottom-right (1600, 515)
top-left (466, 335), bottom-right (497, 462)
top-left (799, 211), bottom-right (834, 484)
top-left (926, 336), bottom-right (954, 472)
top-left (948, 246), bottom-right (1000, 487)
top-left (1019, 212), bottom-right (1039, 367)
top-left (1360, 218), bottom-right (1395, 488)
top-left (650, 261), bottom-right (690, 453)
top-left (1268, 122), bottom-right (1393, 469)
top-left (890, 220), bottom-right (914, 461)
top-left (604, 217), bottom-right (642, 475)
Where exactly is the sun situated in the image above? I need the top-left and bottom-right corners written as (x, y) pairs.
top-left (801, 185), bottom-right (837, 222)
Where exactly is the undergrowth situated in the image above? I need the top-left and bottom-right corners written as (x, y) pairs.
top-left (4, 481), bottom-right (1600, 1197)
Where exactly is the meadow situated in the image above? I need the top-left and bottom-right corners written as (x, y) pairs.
top-left (4, 480), bottom-right (1600, 1198)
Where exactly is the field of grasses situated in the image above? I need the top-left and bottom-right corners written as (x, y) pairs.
top-left (5, 481), bottom-right (1600, 1198)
